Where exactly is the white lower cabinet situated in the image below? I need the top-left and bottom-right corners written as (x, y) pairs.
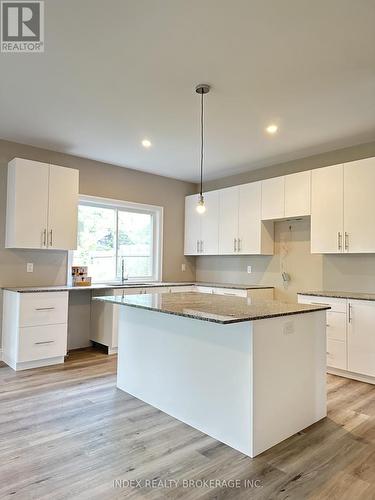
top-left (347, 300), bottom-right (375, 378)
top-left (298, 294), bottom-right (375, 382)
top-left (2, 291), bottom-right (68, 371)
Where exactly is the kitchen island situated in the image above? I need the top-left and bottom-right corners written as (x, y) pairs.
top-left (94, 292), bottom-right (329, 457)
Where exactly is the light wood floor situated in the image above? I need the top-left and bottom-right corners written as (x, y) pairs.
top-left (1, 349), bottom-right (375, 500)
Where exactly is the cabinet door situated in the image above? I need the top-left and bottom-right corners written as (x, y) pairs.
top-left (261, 177), bottom-right (285, 220)
top-left (184, 194), bottom-right (201, 255)
top-left (344, 158), bottom-right (375, 253)
top-left (284, 171), bottom-right (311, 218)
top-left (200, 190), bottom-right (219, 255)
top-left (48, 165), bottom-right (79, 250)
top-left (6, 158), bottom-right (49, 249)
top-left (218, 186), bottom-right (239, 254)
top-left (238, 182), bottom-right (262, 254)
top-left (311, 165), bottom-right (344, 253)
top-left (348, 300), bottom-right (375, 377)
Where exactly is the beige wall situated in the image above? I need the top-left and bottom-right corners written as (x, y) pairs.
top-left (0, 139), bottom-right (196, 349)
top-left (0, 138), bottom-right (196, 288)
top-left (204, 140), bottom-right (375, 191)
top-left (197, 140), bottom-right (375, 301)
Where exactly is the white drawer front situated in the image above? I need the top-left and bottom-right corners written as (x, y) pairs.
top-left (19, 292), bottom-right (68, 327)
top-left (327, 339), bottom-right (346, 370)
top-left (326, 311), bottom-right (346, 342)
top-left (212, 288), bottom-right (247, 297)
top-left (18, 323), bottom-right (67, 362)
top-left (298, 295), bottom-right (346, 313)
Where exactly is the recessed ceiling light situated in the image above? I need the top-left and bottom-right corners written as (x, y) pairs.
top-left (142, 139), bottom-right (152, 148)
top-left (266, 124), bottom-right (278, 135)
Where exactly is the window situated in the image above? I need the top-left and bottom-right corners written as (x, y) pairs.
top-left (72, 196), bottom-right (162, 283)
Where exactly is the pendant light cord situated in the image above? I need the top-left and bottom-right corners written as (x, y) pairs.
top-left (200, 91), bottom-right (204, 196)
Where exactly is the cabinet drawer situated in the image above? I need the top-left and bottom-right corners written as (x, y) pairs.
top-left (213, 288), bottom-right (247, 297)
top-left (326, 311), bottom-right (346, 341)
top-left (326, 339), bottom-right (346, 370)
top-left (298, 295), bottom-right (346, 313)
top-left (169, 286), bottom-right (195, 293)
top-left (19, 292), bottom-right (68, 327)
top-left (18, 323), bottom-right (67, 362)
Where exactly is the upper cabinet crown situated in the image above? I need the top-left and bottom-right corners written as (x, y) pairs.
top-left (311, 158), bottom-right (375, 253)
top-left (261, 171), bottom-right (311, 220)
top-left (6, 158), bottom-right (79, 250)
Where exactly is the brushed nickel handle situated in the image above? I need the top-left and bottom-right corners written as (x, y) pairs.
top-left (49, 229), bottom-right (53, 247)
top-left (35, 307), bottom-right (55, 311)
top-left (201, 240), bottom-right (204, 253)
top-left (311, 302), bottom-right (330, 306)
top-left (234, 238), bottom-right (237, 252)
top-left (196, 240), bottom-right (199, 253)
top-left (42, 229), bottom-right (47, 247)
top-left (238, 238), bottom-right (241, 252)
top-left (35, 340), bottom-right (54, 345)
top-left (344, 232), bottom-right (349, 251)
top-left (338, 232), bottom-right (342, 251)
top-left (348, 303), bottom-right (352, 323)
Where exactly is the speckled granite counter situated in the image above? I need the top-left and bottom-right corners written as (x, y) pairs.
top-left (2, 282), bottom-right (273, 293)
top-left (94, 291), bottom-right (329, 324)
top-left (299, 291), bottom-right (375, 301)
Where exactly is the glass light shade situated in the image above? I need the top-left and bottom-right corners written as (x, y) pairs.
top-left (196, 195), bottom-right (206, 214)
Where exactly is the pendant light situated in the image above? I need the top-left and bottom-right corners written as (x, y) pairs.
top-left (195, 83), bottom-right (210, 214)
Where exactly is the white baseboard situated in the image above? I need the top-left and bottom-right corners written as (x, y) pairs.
top-left (328, 367), bottom-right (375, 385)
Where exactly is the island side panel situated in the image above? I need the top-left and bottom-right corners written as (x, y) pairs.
top-left (117, 306), bottom-right (253, 456)
top-left (251, 310), bottom-right (327, 456)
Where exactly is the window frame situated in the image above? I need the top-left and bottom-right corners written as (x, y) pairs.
top-left (68, 194), bottom-right (163, 284)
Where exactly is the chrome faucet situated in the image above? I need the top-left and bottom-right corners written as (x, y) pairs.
top-left (121, 258), bottom-right (128, 283)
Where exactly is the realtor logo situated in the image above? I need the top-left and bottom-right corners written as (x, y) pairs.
top-left (1, 0), bottom-right (44, 52)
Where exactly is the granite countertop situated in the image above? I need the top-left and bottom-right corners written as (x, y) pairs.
top-left (299, 290), bottom-right (375, 301)
top-left (2, 282), bottom-right (274, 293)
top-left (93, 291), bottom-right (330, 324)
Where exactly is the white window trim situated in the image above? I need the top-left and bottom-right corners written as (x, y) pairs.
top-left (67, 194), bottom-right (163, 285)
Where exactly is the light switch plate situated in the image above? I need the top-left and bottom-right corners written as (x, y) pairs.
top-left (26, 263), bottom-right (34, 273)
top-left (181, 263), bottom-right (186, 272)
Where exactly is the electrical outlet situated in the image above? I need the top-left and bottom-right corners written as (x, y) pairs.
top-left (181, 263), bottom-right (186, 272)
top-left (247, 265), bottom-right (252, 274)
top-left (26, 263), bottom-right (34, 273)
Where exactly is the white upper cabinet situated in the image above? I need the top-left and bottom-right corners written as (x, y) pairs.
top-left (261, 177), bottom-right (285, 220)
top-left (218, 186), bottom-right (239, 254)
top-left (6, 158), bottom-right (79, 250)
top-left (262, 172), bottom-right (311, 221)
top-left (6, 159), bottom-right (49, 249)
top-left (311, 158), bottom-right (375, 254)
top-left (343, 158), bottom-right (375, 253)
top-left (48, 164), bottom-right (79, 250)
top-left (184, 191), bottom-right (219, 255)
top-left (311, 164), bottom-right (344, 254)
top-left (284, 171), bottom-right (311, 218)
top-left (200, 190), bottom-right (219, 255)
top-left (184, 194), bottom-right (201, 255)
top-left (218, 183), bottom-right (273, 255)
top-left (238, 182), bottom-right (273, 255)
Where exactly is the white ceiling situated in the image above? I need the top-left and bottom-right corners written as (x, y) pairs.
top-left (0, 0), bottom-right (374, 182)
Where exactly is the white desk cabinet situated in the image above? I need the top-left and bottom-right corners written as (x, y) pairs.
top-left (6, 158), bottom-right (79, 250)
top-left (2, 291), bottom-right (69, 371)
